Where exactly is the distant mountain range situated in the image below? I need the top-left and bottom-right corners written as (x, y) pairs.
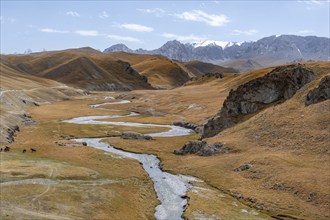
top-left (104, 35), bottom-right (330, 72)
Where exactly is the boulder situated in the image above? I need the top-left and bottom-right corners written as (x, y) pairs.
top-left (174, 140), bottom-right (229, 156)
top-left (202, 64), bottom-right (316, 138)
top-left (305, 75), bottom-right (330, 105)
top-left (121, 132), bottom-right (153, 140)
top-left (234, 164), bottom-right (253, 172)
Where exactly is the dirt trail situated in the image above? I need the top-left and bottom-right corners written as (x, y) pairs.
top-left (1, 202), bottom-right (75, 220)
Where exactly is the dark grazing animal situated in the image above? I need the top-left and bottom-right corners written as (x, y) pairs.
top-left (0, 148), bottom-right (2, 152)
top-left (4, 146), bottom-right (10, 152)
top-left (22, 149), bottom-right (26, 153)
top-left (30, 148), bottom-right (36, 153)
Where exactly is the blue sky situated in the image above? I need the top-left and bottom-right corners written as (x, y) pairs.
top-left (1, 0), bottom-right (329, 54)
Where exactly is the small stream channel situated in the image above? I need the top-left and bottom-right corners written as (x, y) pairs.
top-left (63, 97), bottom-right (198, 220)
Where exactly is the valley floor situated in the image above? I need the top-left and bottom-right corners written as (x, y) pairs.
top-left (1, 92), bottom-right (272, 220)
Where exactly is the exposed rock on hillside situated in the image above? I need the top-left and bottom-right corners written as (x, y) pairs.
top-left (174, 140), bottom-right (229, 156)
top-left (305, 75), bottom-right (330, 105)
top-left (173, 121), bottom-right (202, 133)
top-left (234, 163), bottom-right (253, 172)
top-left (121, 132), bottom-right (153, 140)
top-left (103, 44), bottom-right (133, 53)
top-left (202, 64), bottom-right (317, 138)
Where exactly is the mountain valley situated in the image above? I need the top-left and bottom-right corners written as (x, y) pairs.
top-left (0, 47), bottom-right (329, 220)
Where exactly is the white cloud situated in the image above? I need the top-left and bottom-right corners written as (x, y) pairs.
top-left (75, 30), bottom-right (99, 36)
top-left (107, 34), bottom-right (141, 42)
top-left (115, 23), bottom-right (154, 32)
top-left (174, 10), bottom-right (229, 27)
top-left (98, 11), bottom-right (109, 19)
top-left (297, 0), bottom-right (323, 5)
top-left (231, 29), bottom-right (259, 36)
top-left (297, 0), bottom-right (329, 9)
top-left (137, 8), bottom-right (165, 17)
top-left (39, 28), bottom-right (69, 34)
top-left (161, 33), bottom-right (205, 42)
top-left (1, 16), bottom-right (15, 24)
top-left (297, 30), bottom-right (314, 34)
top-left (66, 11), bottom-right (80, 17)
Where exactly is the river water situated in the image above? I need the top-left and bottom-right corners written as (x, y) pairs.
top-left (64, 97), bottom-right (198, 220)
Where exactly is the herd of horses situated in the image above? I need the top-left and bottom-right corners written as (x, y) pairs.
top-left (0, 146), bottom-right (36, 153)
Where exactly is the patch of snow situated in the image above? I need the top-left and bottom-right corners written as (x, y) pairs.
top-left (192, 40), bottom-right (247, 49)
top-left (192, 40), bottom-right (230, 49)
top-left (297, 48), bottom-right (302, 56)
top-left (235, 41), bottom-right (245, 46)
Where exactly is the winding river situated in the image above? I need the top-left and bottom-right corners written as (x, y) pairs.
top-left (63, 97), bottom-right (198, 220)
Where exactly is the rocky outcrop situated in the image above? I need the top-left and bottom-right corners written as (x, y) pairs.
top-left (202, 64), bottom-right (316, 138)
top-left (6, 125), bottom-right (20, 143)
top-left (305, 76), bottom-right (330, 105)
top-left (190, 72), bottom-right (224, 82)
top-left (173, 121), bottom-right (201, 133)
top-left (234, 164), bottom-right (253, 172)
top-left (55, 140), bottom-right (87, 147)
top-left (121, 132), bottom-right (153, 140)
top-left (174, 140), bottom-right (229, 156)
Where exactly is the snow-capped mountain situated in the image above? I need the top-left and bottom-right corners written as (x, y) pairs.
top-left (103, 35), bottom-right (329, 71)
top-left (191, 40), bottom-right (245, 49)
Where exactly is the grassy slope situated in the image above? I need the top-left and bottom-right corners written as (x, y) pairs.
top-left (183, 60), bottom-right (238, 76)
top-left (2, 49), bottom-right (237, 90)
top-left (1, 51), bottom-right (152, 90)
top-left (106, 52), bottom-right (191, 89)
top-left (105, 62), bottom-right (330, 219)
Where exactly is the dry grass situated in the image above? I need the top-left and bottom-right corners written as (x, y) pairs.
top-left (1, 94), bottom-right (160, 219)
top-left (1, 61), bottom-right (329, 219)
top-left (95, 62), bottom-right (330, 219)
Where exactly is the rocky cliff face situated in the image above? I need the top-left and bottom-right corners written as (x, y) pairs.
top-left (202, 64), bottom-right (317, 138)
top-left (103, 35), bottom-right (330, 69)
top-left (305, 75), bottom-right (330, 105)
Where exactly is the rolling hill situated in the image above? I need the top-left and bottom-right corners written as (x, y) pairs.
top-left (1, 51), bottom-right (153, 91)
top-left (102, 52), bottom-right (238, 89)
top-left (2, 49), bottom-right (235, 90)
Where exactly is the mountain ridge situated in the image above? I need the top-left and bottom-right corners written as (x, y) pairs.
top-left (104, 35), bottom-right (330, 72)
